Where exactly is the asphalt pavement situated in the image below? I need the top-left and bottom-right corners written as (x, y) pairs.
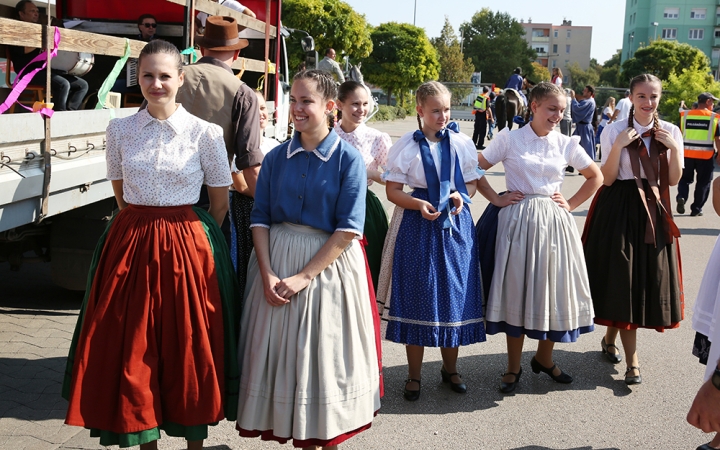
top-left (1, 117), bottom-right (719, 449)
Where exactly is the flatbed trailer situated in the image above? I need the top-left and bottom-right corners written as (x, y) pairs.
top-left (0, 0), bottom-right (294, 289)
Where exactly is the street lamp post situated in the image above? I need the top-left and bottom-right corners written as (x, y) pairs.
top-left (413, 0), bottom-right (417, 26)
top-left (652, 22), bottom-right (659, 40)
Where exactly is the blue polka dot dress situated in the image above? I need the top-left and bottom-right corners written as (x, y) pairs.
top-left (382, 129), bottom-right (486, 348)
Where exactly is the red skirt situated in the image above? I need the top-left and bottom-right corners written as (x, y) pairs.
top-left (65, 205), bottom-right (226, 433)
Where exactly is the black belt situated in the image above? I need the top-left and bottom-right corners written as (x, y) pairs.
top-left (579, 121), bottom-right (590, 124)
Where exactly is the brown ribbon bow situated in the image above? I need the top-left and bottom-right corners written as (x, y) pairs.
top-left (627, 129), bottom-right (681, 247)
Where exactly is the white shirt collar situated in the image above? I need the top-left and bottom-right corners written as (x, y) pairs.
top-left (136, 104), bottom-right (189, 135)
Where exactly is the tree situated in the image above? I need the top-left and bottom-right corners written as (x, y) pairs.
top-left (530, 62), bottom-right (550, 83)
top-left (660, 69), bottom-right (720, 125)
top-left (431, 17), bottom-right (475, 105)
top-left (621, 39), bottom-right (710, 84)
top-left (283, 0), bottom-right (373, 72)
top-left (599, 49), bottom-right (622, 87)
top-left (566, 62), bottom-right (600, 92)
top-left (362, 22), bottom-right (440, 106)
top-left (459, 8), bottom-right (536, 86)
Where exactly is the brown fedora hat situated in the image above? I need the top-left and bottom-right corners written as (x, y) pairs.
top-left (196, 16), bottom-right (249, 51)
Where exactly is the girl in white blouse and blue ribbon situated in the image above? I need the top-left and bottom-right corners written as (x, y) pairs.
top-left (477, 82), bottom-right (603, 394)
top-left (381, 81), bottom-right (486, 401)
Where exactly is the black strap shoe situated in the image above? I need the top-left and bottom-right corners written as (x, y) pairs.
top-left (441, 366), bottom-right (467, 393)
top-left (500, 367), bottom-right (523, 394)
top-left (403, 378), bottom-right (421, 401)
top-left (531, 356), bottom-right (573, 384)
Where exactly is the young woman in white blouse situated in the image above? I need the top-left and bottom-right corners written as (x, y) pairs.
top-left (477, 82), bottom-right (603, 394)
top-left (63, 40), bottom-right (236, 450)
top-left (583, 74), bottom-right (683, 385)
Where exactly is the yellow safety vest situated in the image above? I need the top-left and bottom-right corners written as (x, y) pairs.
top-left (474, 95), bottom-right (487, 110)
top-left (681, 109), bottom-right (719, 159)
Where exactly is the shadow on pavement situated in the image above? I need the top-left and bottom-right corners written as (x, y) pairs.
top-left (679, 227), bottom-right (720, 236)
top-left (0, 356), bottom-right (68, 420)
top-left (0, 260), bottom-right (84, 311)
top-left (379, 349), bottom-right (633, 415)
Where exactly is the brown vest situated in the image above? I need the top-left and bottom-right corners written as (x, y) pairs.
top-left (176, 62), bottom-right (242, 159)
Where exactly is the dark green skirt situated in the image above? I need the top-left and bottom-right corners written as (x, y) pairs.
top-left (364, 189), bottom-right (389, 292)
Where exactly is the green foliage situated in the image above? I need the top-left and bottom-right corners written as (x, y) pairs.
top-left (530, 62), bottom-right (550, 83)
top-left (599, 49), bottom-right (622, 87)
top-left (459, 8), bottom-right (536, 85)
top-left (368, 105), bottom-right (396, 122)
top-left (566, 62), bottom-right (600, 92)
top-left (283, 0), bottom-right (373, 72)
top-left (362, 22), bottom-right (440, 107)
top-left (431, 17), bottom-right (475, 105)
top-left (394, 105), bottom-right (407, 119)
top-left (620, 40), bottom-right (710, 84)
top-left (660, 69), bottom-right (720, 125)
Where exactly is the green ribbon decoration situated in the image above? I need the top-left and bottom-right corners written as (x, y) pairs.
top-left (95, 39), bottom-right (132, 110)
top-left (181, 47), bottom-right (200, 63)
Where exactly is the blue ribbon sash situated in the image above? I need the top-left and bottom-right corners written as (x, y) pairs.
top-left (413, 122), bottom-right (472, 230)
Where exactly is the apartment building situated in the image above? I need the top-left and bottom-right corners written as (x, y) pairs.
top-left (520, 19), bottom-right (593, 87)
top-left (621, 0), bottom-right (720, 78)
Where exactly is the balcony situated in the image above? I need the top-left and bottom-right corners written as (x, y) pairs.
top-left (536, 51), bottom-right (548, 57)
top-left (532, 36), bottom-right (550, 42)
top-left (717, 15), bottom-right (720, 26)
top-left (715, 37), bottom-right (720, 46)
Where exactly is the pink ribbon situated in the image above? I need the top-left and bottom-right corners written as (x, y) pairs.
top-left (0, 27), bottom-right (60, 117)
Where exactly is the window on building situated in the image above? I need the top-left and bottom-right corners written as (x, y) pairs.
top-left (713, 48), bottom-right (720, 61)
top-left (554, 30), bottom-right (558, 38)
top-left (566, 30), bottom-right (571, 38)
top-left (662, 28), bottom-right (677, 39)
top-left (566, 44), bottom-right (571, 53)
top-left (552, 44), bottom-right (558, 53)
top-left (691, 8), bottom-right (707, 19)
top-left (689, 28), bottom-right (705, 40)
top-left (715, 28), bottom-right (720, 38)
top-left (633, 13), bottom-right (636, 24)
top-left (717, 7), bottom-right (720, 18)
top-left (551, 60), bottom-right (557, 68)
top-left (663, 7), bottom-right (679, 19)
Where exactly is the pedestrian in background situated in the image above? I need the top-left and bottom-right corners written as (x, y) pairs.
top-left (487, 90), bottom-right (497, 140)
top-left (595, 96), bottom-right (616, 160)
top-left (235, 70), bottom-right (380, 447)
top-left (610, 88), bottom-right (632, 123)
top-left (583, 73), bottom-right (684, 385)
top-left (472, 86), bottom-right (491, 149)
top-left (572, 85), bottom-right (597, 160)
top-left (676, 92), bottom-right (720, 217)
top-left (560, 88), bottom-right (573, 137)
top-left (477, 82), bottom-right (602, 394)
top-left (551, 67), bottom-right (563, 87)
top-left (382, 81), bottom-right (486, 401)
top-left (63, 40), bottom-right (237, 450)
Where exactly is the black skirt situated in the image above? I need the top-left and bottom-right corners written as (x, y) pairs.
top-left (583, 179), bottom-right (683, 330)
top-left (231, 191), bottom-right (255, 297)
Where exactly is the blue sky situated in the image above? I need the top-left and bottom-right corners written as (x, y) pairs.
top-left (345, 0), bottom-right (626, 64)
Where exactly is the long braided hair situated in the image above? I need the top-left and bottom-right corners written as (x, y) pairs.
top-left (415, 81), bottom-right (451, 129)
top-left (627, 73), bottom-right (662, 133)
top-left (523, 81), bottom-right (565, 125)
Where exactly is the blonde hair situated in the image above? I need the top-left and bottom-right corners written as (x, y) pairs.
top-left (553, 68), bottom-right (563, 78)
top-left (415, 81), bottom-right (451, 128)
top-left (604, 96), bottom-right (616, 109)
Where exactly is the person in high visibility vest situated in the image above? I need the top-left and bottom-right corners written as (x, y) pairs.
top-left (677, 92), bottom-right (720, 216)
top-left (472, 86), bottom-right (492, 149)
